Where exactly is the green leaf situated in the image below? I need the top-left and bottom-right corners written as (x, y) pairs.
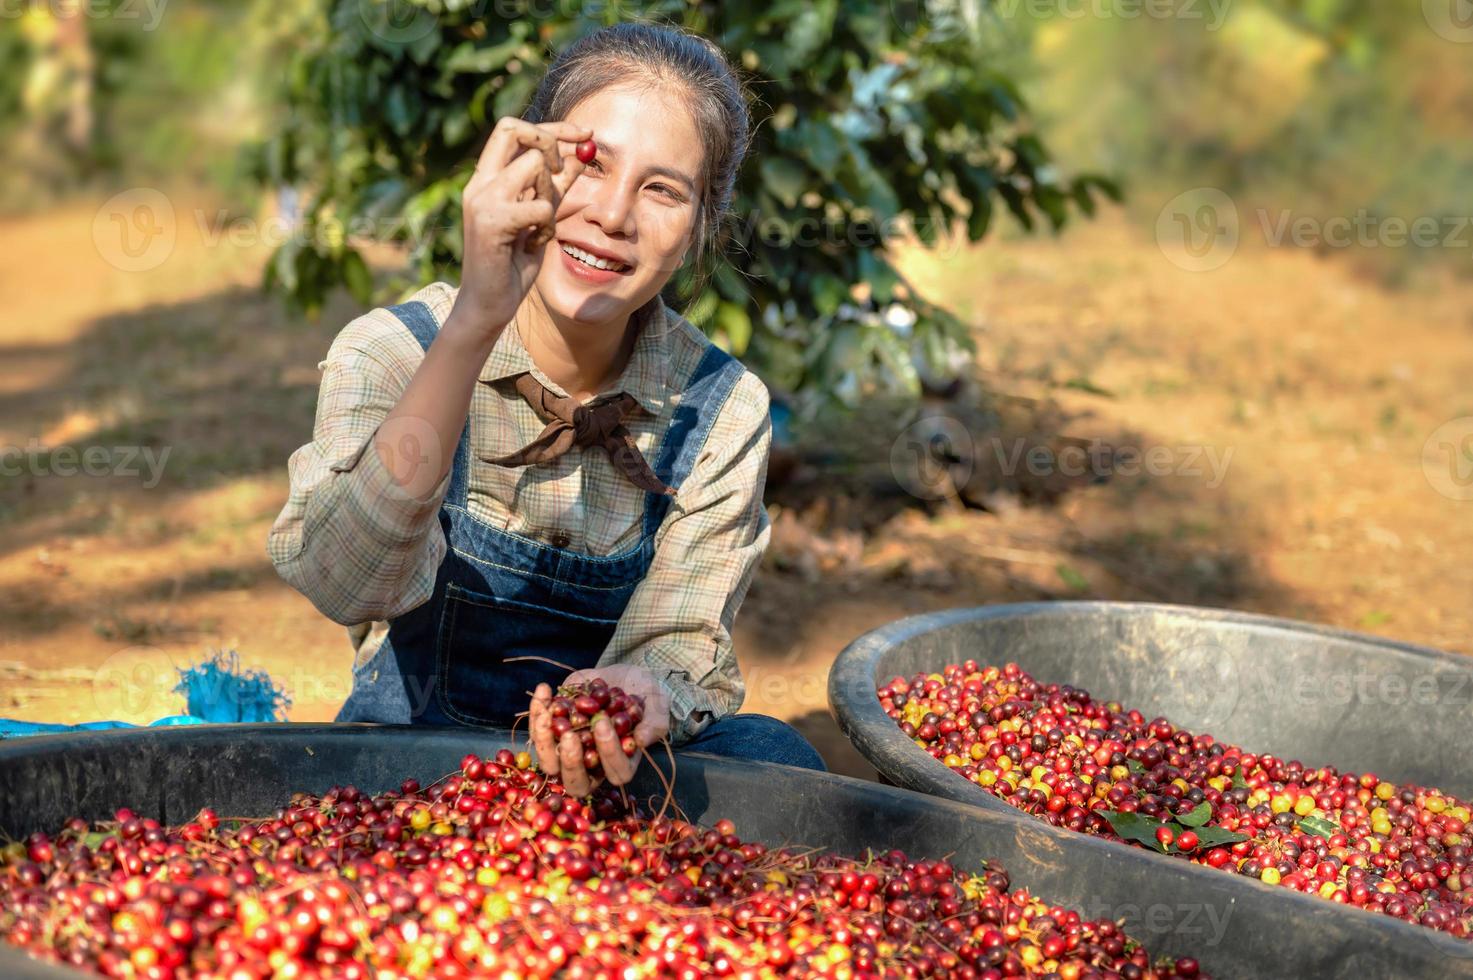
top-left (81, 830), bottom-right (117, 849)
top-left (445, 38), bottom-right (523, 74)
top-left (272, 237), bottom-right (302, 294)
top-left (760, 157), bottom-right (809, 209)
top-left (997, 183), bottom-right (1034, 231)
top-left (1056, 563), bottom-right (1089, 592)
top-left (857, 251), bottom-right (900, 304)
top-left (871, 327), bottom-right (921, 398)
top-left (343, 250), bottom-right (374, 304)
top-left (966, 194), bottom-right (993, 240)
top-left (1126, 758), bottom-right (1147, 775)
top-left (784, 0), bottom-right (836, 65)
top-left (1191, 825), bottom-right (1250, 849)
top-left (442, 111), bottom-right (472, 147)
top-left (811, 275), bottom-right (847, 317)
top-left (845, 145), bottom-right (901, 221)
top-left (714, 302), bottom-right (753, 356)
top-left (683, 289), bottom-right (719, 330)
top-left (1064, 376), bottom-right (1115, 398)
top-left (406, 25), bottom-right (441, 66)
top-left (796, 121), bottom-right (843, 182)
top-left (384, 85), bottom-right (418, 137)
top-left (1100, 810), bottom-right (1247, 854)
top-left (493, 72), bottom-right (536, 120)
top-left (712, 263), bottom-right (751, 306)
top-left (1100, 810), bottom-right (1172, 852)
top-left (1178, 802), bottom-right (1214, 828)
top-left (1298, 815), bottom-right (1340, 839)
top-left (1232, 770), bottom-right (1248, 789)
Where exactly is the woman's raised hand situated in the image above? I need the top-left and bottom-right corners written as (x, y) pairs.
top-left (449, 117), bottom-right (592, 336)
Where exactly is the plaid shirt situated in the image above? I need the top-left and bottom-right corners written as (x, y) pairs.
top-left (267, 282), bottom-right (772, 743)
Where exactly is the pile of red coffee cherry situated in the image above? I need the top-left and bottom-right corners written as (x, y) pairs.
top-left (1, 724), bottom-right (1206, 976)
top-left (880, 660), bottom-right (1473, 940)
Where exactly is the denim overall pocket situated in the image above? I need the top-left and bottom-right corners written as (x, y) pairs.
top-left (433, 581), bottom-right (619, 727)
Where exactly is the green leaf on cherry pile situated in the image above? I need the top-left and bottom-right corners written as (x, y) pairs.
top-left (1126, 758), bottom-right (1147, 775)
top-left (1177, 802), bottom-right (1213, 828)
top-left (1101, 811), bottom-right (1173, 852)
top-left (1298, 815), bottom-right (1340, 839)
top-left (1185, 826), bottom-right (1250, 849)
top-left (1100, 810), bottom-right (1248, 854)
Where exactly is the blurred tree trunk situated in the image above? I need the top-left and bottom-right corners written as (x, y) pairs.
top-left (54, 8), bottom-right (94, 154)
top-left (16, 7), bottom-right (94, 196)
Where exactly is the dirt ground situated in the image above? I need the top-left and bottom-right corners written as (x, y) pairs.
top-left (2, 193), bottom-right (1469, 778)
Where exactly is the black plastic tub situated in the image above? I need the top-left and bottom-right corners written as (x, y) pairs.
top-left (829, 601), bottom-right (1473, 975)
top-left (2, 724), bottom-right (1471, 978)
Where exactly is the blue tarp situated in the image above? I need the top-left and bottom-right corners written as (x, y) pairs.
top-left (0, 649), bottom-right (290, 738)
top-left (0, 715), bottom-right (205, 738)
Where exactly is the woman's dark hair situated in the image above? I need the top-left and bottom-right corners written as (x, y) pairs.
top-left (523, 22), bottom-right (752, 293)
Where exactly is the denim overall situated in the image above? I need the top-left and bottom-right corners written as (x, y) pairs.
top-left (335, 299), bottom-right (744, 729)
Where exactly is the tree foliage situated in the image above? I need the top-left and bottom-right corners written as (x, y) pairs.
top-left (250, 0), bottom-right (1117, 412)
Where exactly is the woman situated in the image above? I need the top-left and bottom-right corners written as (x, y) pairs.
top-left (268, 23), bottom-right (824, 795)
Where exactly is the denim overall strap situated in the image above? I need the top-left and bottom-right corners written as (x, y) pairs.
top-left (643, 342), bottom-right (746, 538)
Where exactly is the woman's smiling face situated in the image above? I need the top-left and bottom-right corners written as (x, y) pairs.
top-left (536, 83), bottom-right (705, 326)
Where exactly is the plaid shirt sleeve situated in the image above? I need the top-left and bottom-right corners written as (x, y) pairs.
top-left (597, 369), bottom-right (773, 745)
top-left (266, 313), bottom-right (451, 626)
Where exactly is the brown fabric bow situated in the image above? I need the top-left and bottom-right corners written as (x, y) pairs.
top-left (482, 372), bottom-right (675, 496)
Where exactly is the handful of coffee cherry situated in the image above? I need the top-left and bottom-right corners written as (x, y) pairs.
top-left (549, 677), bottom-right (643, 779)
